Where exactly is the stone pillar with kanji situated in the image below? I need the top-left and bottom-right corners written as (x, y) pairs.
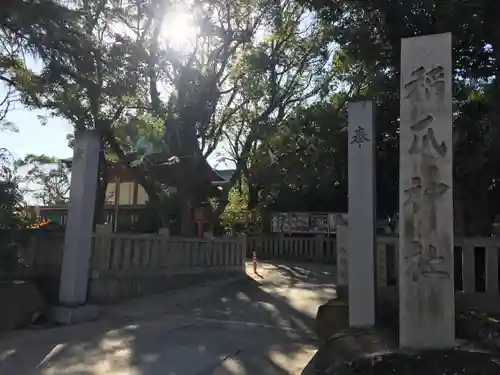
top-left (399, 33), bottom-right (455, 349)
top-left (347, 100), bottom-right (376, 327)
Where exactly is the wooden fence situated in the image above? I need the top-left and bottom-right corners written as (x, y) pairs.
top-left (376, 236), bottom-right (500, 313)
top-left (247, 235), bottom-right (336, 263)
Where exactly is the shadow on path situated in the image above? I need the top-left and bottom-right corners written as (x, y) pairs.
top-left (0, 262), bottom-right (336, 374)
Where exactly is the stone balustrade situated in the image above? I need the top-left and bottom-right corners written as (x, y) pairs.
top-left (246, 235), bottom-right (336, 263)
top-left (374, 236), bottom-right (500, 314)
top-left (4, 232), bottom-right (246, 304)
top-left (87, 233), bottom-right (247, 302)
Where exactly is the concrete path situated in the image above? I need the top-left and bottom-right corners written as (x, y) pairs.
top-left (0, 262), bottom-right (336, 375)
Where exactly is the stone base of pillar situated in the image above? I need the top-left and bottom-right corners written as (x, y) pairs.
top-left (47, 305), bottom-right (99, 325)
top-left (336, 285), bottom-right (348, 301)
top-left (376, 287), bottom-right (398, 325)
top-left (315, 298), bottom-right (349, 343)
top-left (330, 286), bottom-right (399, 329)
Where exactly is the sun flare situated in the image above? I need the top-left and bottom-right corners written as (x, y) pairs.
top-left (161, 7), bottom-right (199, 51)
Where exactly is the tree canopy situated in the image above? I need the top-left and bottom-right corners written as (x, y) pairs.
top-left (1, 0), bottom-right (500, 235)
top-left (15, 154), bottom-right (71, 205)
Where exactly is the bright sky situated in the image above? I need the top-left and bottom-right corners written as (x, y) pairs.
top-left (0, 98), bottom-right (74, 161)
top-left (0, 49), bottom-right (73, 162)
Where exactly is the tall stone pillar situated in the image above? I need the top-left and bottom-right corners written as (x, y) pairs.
top-left (335, 223), bottom-right (349, 299)
top-left (348, 101), bottom-right (376, 327)
top-left (399, 33), bottom-right (455, 348)
top-left (51, 129), bottom-right (101, 323)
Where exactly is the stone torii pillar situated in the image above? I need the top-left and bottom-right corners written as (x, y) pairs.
top-left (347, 101), bottom-right (376, 327)
top-left (49, 129), bottom-right (101, 324)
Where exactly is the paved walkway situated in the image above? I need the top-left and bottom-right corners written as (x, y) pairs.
top-left (0, 262), bottom-right (336, 374)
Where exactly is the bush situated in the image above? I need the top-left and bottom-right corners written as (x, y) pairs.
top-left (0, 149), bottom-right (30, 270)
top-left (220, 184), bottom-right (262, 235)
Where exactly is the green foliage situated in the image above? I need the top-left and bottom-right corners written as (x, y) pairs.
top-left (3, 0), bottom-right (339, 231)
top-left (220, 182), bottom-right (262, 234)
top-left (15, 154), bottom-right (71, 205)
top-left (0, 148), bottom-right (30, 269)
top-left (5, 0), bottom-right (500, 236)
top-left (0, 0), bottom-right (88, 124)
top-left (19, 1), bottom-right (149, 132)
top-left (210, 0), bottom-right (338, 219)
top-left (291, 0), bottom-right (500, 234)
top-left (0, 150), bottom-right (26, 230)
top-left (248, 101), bottom-right (349, 212)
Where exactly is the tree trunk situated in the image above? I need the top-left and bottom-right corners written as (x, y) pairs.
top-left (174, 156), bottom-right (215, 236)
top-left (93, 144), bottom-right (108, 228)
top-left (213, 188), bottom-right (231, 222)
top-left (212, 165), bottom-right (244, 223)
top-left (180, 200), bottom-right (194, 236)
top-left (137, 174), bottom-right (160, 206)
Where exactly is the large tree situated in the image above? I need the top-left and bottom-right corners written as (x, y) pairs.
top-left (2, 0), bottom-right (281, 232)
top-left (296, 0), bottom-right (500, 235)
top-left (247, 101), bottom-right (348, 212)
top-left (26, 0), bottom-right (161, 222)
top-left (105, 0), bottom-right (340, 227)
top-left (0, 0), bottom-right (85, 129)
top-left (209, 0), bottom-right (336, 219)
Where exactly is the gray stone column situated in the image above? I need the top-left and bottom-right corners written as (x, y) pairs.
top-left (52, 129), bottom-right (100, 323)
top-left (399, 33), bottom-right (455, 348)
top-left (335, 223), bottom-right (349, 300)
top-left (347, 101), bottom-right (376, 327)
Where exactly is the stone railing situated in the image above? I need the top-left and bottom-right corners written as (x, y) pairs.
top-left (4, 232), bottom-right (246, 304)
top-left (247, 235), bottom-right (336, 263)
top-left (87, 233), bottom-right (247, 302)
top-left (376, 236), bottom-right (500, 313)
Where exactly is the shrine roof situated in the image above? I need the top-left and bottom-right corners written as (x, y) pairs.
top-left (60, 157), bottom-right (235, 185)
